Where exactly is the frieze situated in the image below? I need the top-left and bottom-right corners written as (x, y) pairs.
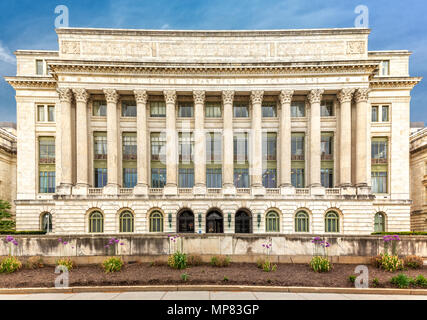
top-left (80, 41), bottom-right (152, 57)
top-left (61, 41), bottom-right (81, 54)
top-left (346, 41), bottom-right (366, 54)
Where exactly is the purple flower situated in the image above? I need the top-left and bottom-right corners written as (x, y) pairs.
top-left (58, 238), bottom-right (62, 242)
top-left (63, 241), bottom-right (68, 245)
top-left (115, 239), bottom-right (120, 243)
top-left (120, 243), bottom-right (124, 246)
top-left (105, 245), bottom-right (110, 248)
top-left (262, 244), bottom-right (265, 247)
top-left (12, 241), bottom-right (18, 246)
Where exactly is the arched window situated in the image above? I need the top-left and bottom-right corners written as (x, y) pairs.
top-left (235, 209), bottom-right (252, 233)
top-left (295, 211), bottom-right (309, 232)
top-left (265, 211), bottom-right (280, 232)
top-left (150, 211), bottom-right (164, 232)
top-left (120, 211), bottom-right (134, 233)
top-left (374, 212), bottom-right (385, 232)
top-left (325, 211), bottom-right (340, 233)
top-left (206, 210), bottom-right (223, 233)
top-left (41, 212), bottom-right (52, 233)
top-left (89, 211), bottom-right (104, 233)
top-left (178, 210), bottom-right (194, 233)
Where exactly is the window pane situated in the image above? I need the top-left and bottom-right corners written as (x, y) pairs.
top-left (234, 133), bottom-right (248, 163)
top-left (207, 168), bottom-right (222, 188)
top-left (291, 102), bottom-right (305, 117)
top-left (151, 132), bottom-right (166, 161)
top-left (151, 168), bottom-right (166, 188)
top-left (36, 60), bottom-right (44, 75)
top-left (321, 168), bottom-right (333, 188)
top-left (234, 168), bottom-right (249, 188)
top-left (178, 103), bottom-right (194, 118)
top-left (382, 106), bottom-right (389, 122)
top-left (47, 106), bottom-right (55, 122)
top-left (150, 101), bottom-right (166, 117)
top-left (262, 103), bottom-right (277, 117)
top-left (206, 102), bottom-right (222, 118)
top-left (179, 168), bottom-right (194, 188)
top-left (262, 169), bottom-right (277, 188)
top-left (291, 168), bottom-right (305, 188)
top-left (37, 105), bottom-right (45, 122)
top-left (94, 168), bottom-right (107, 188)
top-left (206, 132), bottom-right (222, 164)
top-left (123, 168), bottom-right (137, 188)
top-left (233, 103), bottom-right (249, 118)
top-left (372, 106), bottom-right (378, 122)
top-left (93, 100), bottom-right (107, 116)
top-left (122, 101), bottom-right (137, 117)
top-left (39, 171), bottom-right (55, 193)
top-left (94, 133), bottom-right (107, 159)
top-left (123, 133), bottom-right (137, 160)
top-left (321, 101), bottom-right (333, 117)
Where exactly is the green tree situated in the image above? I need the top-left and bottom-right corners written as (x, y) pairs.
top-left (0, 200), bottom-right (15, 231)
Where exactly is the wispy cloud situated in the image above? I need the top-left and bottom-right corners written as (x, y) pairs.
top-left (0, 42), bottom-right (15, 65)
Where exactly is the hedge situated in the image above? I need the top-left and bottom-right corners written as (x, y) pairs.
top-left (0, 230), bottom-right (46, 235)
top-left (372, 232), bottom-right (427, 236)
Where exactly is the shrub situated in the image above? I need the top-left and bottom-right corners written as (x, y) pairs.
top-left (372, 231), bottom-right (427, 236)
top-left (380, 254), bottom-right (404, 272)
top-left (56, 258), bottom-right (74, 271)
top-left (257, 259), bottom-right (277, 272)
top-left (372, 278), bottom-right (380, 287)
top-left (223, 276), bottom-right (229, 282)
top-left (188, 255), bottom-right (203, 266)
top-left (168, 252), bottom-right (187, 270)
top-left (414, 275), bottom-right (427, 287)
top-left (348, 275), bottom-right (356, 283)
top-left (390, 273), bottom-right (411, 288)
top-left (102, 257), bottom-right (124, 273)
top-left (0, 256), bottom-right (22, 273)
top-left (370, 255), bottom-right (383, 268)
top-left (26, 256), bottom-right (44, 269)
top-left (404, 255), bottom-right (424, 269)
top-left (181, 273), bottom-right (189, 282)
top-left (309, 256), bottom-right (331, 273)
top-left (210, 256), bottom-right (231, 268)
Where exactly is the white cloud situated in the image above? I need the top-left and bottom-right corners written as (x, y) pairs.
top-left (161, 24), bottom-right (170, 29)
top-left (0, 42), bottom-right (15, 65)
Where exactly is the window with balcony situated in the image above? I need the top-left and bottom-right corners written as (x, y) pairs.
top-left (150, 101), bottom-right (166, 117)
top-left (151, 132), bottom-right (166, 188)
top-left (321, 168), bottom-right (334, 188)
top-left (39, 137), bottom-right (55, 193)
top-left (151, 168), bottom-right (166, 188)
top-left (291, 101), bottom-right (305, 117)
top-left (233, 103), bottom-right (249, 118)
top-left (179, 132), bottom-right (194, 188)
top-left (321, 101), bottom-right (334, 117)
top-left (205, 102), bottom-right (222, 118)
top-left (371, 137), bottom-right (388, 193)
top-left (233, 132), bottom-right (250, 188)
top-left (178, 102), bottom-right (194, 118)
top-left (321, 133), bottom-right (334, 188)
top-left (179, 168), bottom-right (194, 188)
top-left (206, 132), bottom-right (222, 188)
top-left (121, 101), bottom-right (137, 117)
top-left (262, 103), bottom-right (277, 118)
top-left (262, 132), bottom-right (277, 188)
top-left (37, 105), bottom-right (55, 122)
top-left (291, 133), bottom-right (305, 188)
top-left (93, 100), bottom-right (107, 117)
top-left (122, 133), bottom-right (137, 188)
top-left (94, 132), bottom-right (107, 188)
top-left (234, 168), bottom-right (249, 188)
top-left (207, 168), bottom-right (222, 188)
top-left (291, 133), bottom-right (305, 161)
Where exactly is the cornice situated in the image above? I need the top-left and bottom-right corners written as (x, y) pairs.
top-left (4, 76), bottom-right (57, 90)
top-left (369, 77), bottom-right (422, 89)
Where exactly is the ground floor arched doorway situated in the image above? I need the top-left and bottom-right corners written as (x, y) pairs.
top-left (177, 209), bottom-right (194, 233)
top-left (206, 210), bottom-right (223, 233)
top-left (235, 209), bottom-right (252, 233)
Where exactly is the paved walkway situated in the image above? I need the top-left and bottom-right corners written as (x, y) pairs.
top-left (0, 291), bottom-right (426, 300)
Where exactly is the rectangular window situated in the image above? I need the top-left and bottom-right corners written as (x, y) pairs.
top-left (93, 100), bottom-right (107, 117)
top-left (39, 171), bottom-right (55, 193)
top-left (262, 103), bottom-right (277, 118)
top-left (150, 101), bottom-right (166, 117)
top-left (372, 171), bottom-right (387, 193)
top-left (263, 132), bottom-right (277, 161)
top-left (206, 132), bottom-right (222, 164)
top-left (321, 168), bottom-right (334, 188)
top-left (206, 168), bottom-right (222, 188)
top-left (123, 168), bottom-right (137, 188)
top-left (291, 101), bottom-right (305, 117)
top-left (263, 169), bottom-right (277, 188)
top-left (372, 106), bottom-right (379, 122)
top-left (321, 101), bottom-right (334, 117)
top-left (382, 106), bottom-right (389, 122)
top-left (151, 168), bottom-right (166, 188)
top-left (151, 132), bottom-right (166, 161)
top-left (291, 168), bottom-right (305, 188)
top-left (234, 132), bottom-right (249, 162)
top-left (205, 102), bottom-right (222, 118)
top-left (94, 168), bottom-right (107, 188)
top-left (380, 61), bottom-right (390, 76)
top-left (234, 168), bottom-right (249, 188)
top-left (94, 132), bottom-right (107, 160)
top-left (291, 133), bottom-right (305, 160)
top-left (179, 168), bottom-right (194, 188)
top-left (39, 137), bottom-right (55, 164)
top-left (36, 60), bottom-right (44, 75)
top-left (122, 133), bottom-right (137, 161)
top-left (233, 103), bottom-right (249, 118)
top-left (47, 106), bottom-right (55, 122)
top-left (179, 132), bottom-right (194, 163)
top-left (122, 101), bottom-right (137, 117)
top-left (178, 102), bottom-right (194, 118)
top-left (37, 105), bottom-right (45, 122)
top-left (371, 138), bottom-right (388, 163)
top-left (321, 133), bottom-right (333, 160)
top-left (39, 136), bottom-right (56, 193)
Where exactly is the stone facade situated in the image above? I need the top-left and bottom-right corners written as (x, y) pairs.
top-left (410, 127), bottom-right (427, 231)
top-left (0, 125), bottom-right (17, 218)
top-left (5, 28), bottom-right (421, 235)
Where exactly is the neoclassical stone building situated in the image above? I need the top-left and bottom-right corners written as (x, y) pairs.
top-left (5, 27), bottom-right (421, 235)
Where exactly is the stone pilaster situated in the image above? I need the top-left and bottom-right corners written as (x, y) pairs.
top-left (72, 88), bottom-right (90, 195)
top-left (222, 90), bottom-right (235, 195)
top-left (308, 89), bottom-right (324, 194)
top-left (193, 90), bottom-right (207, 195)
top-left (134, 90), bottom-right (149, 196)
top-left (354, 88), bottom-right (370, 188)
top-left (251, 90), bottom-right (265, 196)
top-left (279, 89), bottom-right (294, 195)
top-left (103, 89), bottom-right (119, 195)
top-left (337, 88), bottom-right (355, 187)
top-left (164, 90), bottom-right (178, 196)
top-left (56, 88), bottom-right (73, 195)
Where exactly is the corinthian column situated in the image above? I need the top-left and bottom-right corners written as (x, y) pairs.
top-left (354, 88), bottom-right (370, 188)
top-left (337, 88), bottom-right (355, 187)
top-left (308, 89), bottom-right (324, 191)
top-left (222, 90), bottom-right (235, 195)
top-left (279, 90), bottom-right (293, 191)
top-left (103, 89), bottom-right (119, 194)
top-left (73, 88), bottom-right (90, 194)
top-left (193, 90), bottom-right (206, 195)
top-left (251, 90), bottom-right (265, 195)
top-left (134, 90), bottom-right (149, 196)
top-left (164, 90), bottom-right (178, 196)
top-left (57, 88), bottom-right (73, 195)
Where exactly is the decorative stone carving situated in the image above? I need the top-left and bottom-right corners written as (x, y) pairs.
top-left (337, 88), bottom-right (355, 103)
top-left (250, 90), bottom-right (264, 105)
top-left (57, 88), bottom-right (73, 102)
top-left (346, 41), bottom-right (365, 54)
top-left (279, 89), bottom-right (294, 105)
top-left (103, 89), bottom-right (119, 104)
top-left (354, 88), bottom-right (370, 103)
top-left (222, 90), bottom-right (235, 105)
top-left (72, 88), bottom-right (89, 103)
top-left (307, 89), bottom-right (324, 104)
top-left (163, 90), bottom-right (177, 104)
top-left (61, 41), bottom-right (81, 54)
top-left (134, 90), bottom-right (148, 104)
top-left (193, 90), bottom-right (205, 104)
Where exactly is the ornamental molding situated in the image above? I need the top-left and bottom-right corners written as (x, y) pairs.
top-left (250, 90), bottom-right (264, 105)
top-left (222, 90), bottom-right (235, 105)
top-left (337, 88), bottom-right (355, 103)
top-left (72, 88), bottom-right (89, 103)
top-left (5, 77), bottom-right (57, 90)
top-left (279, 89), bottom-right (294, 105)
top-left (369, 77), bottom-right (422, 89)
top-left (134, 90), bottom-right (148, 104)
top-left (354, 88), bottom-right (370, 103)
top-left (163, 90), bottom-right (177, 104)
top-left (307, 89), bottom-right (324, 104)
top-left (103, 89), bottom-right (119, 104)
top-left (193, 90), bottom-right (206, 104)
top-left (57, 88), bottom-right (73, 103)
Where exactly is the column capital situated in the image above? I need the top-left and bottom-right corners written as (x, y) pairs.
top-left (222, 90), bottom-right (235, 105)
top-left (279, 89), bottom-right (294, 105)
top-left (163, 90), bottom-right (177, 104)
top-left (72, 88), bottom-right (90, 103)
top-left (307, 89), bottom-right (324, 104)
top-left (250, 90), bottom-right (264, 105)
top-left (134, 90), bottom-right (148, 104)
top-left (57, 88), bottom-right (73, 103)
top-left (354, 88), bottom-right (370, 103)
top-left (103, 89), bottom-right (119, 104)
top-left (337, 88), bottom-right (355, 104)
top-left (193, 90), bottom-right (206, 104)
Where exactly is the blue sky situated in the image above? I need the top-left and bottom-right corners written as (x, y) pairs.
top-left (0, 0), bottom-right (425, 123)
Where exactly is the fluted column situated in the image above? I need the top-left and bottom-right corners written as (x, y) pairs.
top-left (308, 89), bottom-right (324, 189)
top-left (73, 88), bottom-right (89, 193)
top-left (134, 90), bottom-right (149, 196)
top-left (337, 88), bottom-right (355, 187)
top-left (251, 90), bottom-right (265, 195)
top-left (103, 89), bottom-right (119, 194)
top-left (164, 90), bottom-right (178, 195)
top-left (279, 90), bottom-right (293, 189)
top-left (222, 90), bottom-right (235, 194)
top-left (354, 88), bottom-right (370, 188)
top-left (57, 88), bottom-right (73, 195)
top-left (193, 90), bottom-right (206, 194)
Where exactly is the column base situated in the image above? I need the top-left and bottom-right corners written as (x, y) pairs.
top-left (280, 184), bottom-right (295, 195)
top-left (310, 185), bottom-right (325, 196)
top-left (103, 184), bottom-right (119, 195)
top-left (193, 184), bottom-right (207, 195)
top-left (251, 185), bottom-right (266, 196)
top-left (57, 183), bottom-right (73, 195)
top-left (73, 184), bottom-right (89, 196)
top-left (134, 184), bottom-right (149, 196)
top-left (164, 184), bottom-right (178, 196)
top-left (222, 184), bottom-right (236, 196)
top-left (340, 185), bottom-right (357, 195)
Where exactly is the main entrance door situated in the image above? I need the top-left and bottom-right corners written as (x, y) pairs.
top-left (178, 210), bottom-right (194, 233)
top-left (235, 209), bottom-right (252, 233)
top-left (206, 210), bottom-right (223, 233)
